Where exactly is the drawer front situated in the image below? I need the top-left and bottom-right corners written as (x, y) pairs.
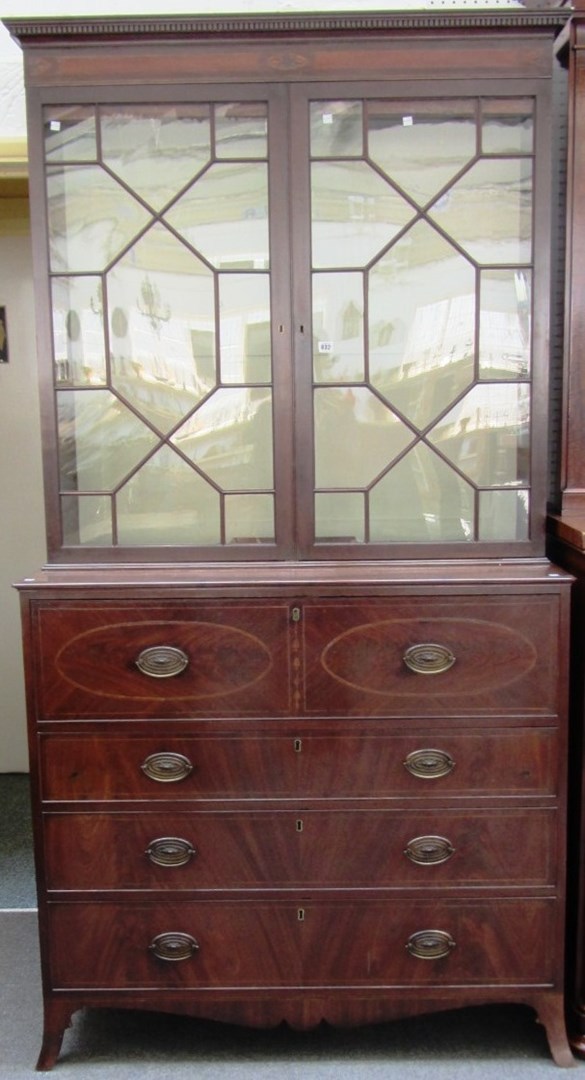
top-left (43, 808), bottom-right (557, 890)
top-left (39, 729), bottom-right (559, 801)
top-left (33, 601), bottom-right (293, 719)
top-left (46, 898), bottom-right (558, 989)
top-left (302, 596), bottom-right (561, 716)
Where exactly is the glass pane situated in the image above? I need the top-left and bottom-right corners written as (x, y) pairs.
top-left (310, 101), bottom-right (363, 158)
top-left (479, 488), bottom-right (529, 541)
top-left (482, 99), bottom-right (533, 155)
top-left (315, 492), bottom-right (365, 542)
top-left (313, 272), bottom-right (364, 382)
top-left (57, 389), bottom-right (160, 492)
top-left (44, 106), bottom-right (97, 162)
top-left (369, 221), bottom-right (475, 427)
top-left (51, 276), bottom-right (106, 386)
top-left (164, 162), bottom-right (269, 270)
top-left (219, 274), bottom-right (271, 383)
top-left (369, 443), bottom-right (474, 542)
top-left (172, 387), bottom-right (273, 490)
top-left (61, 495), bottom-right (112, 546)
top-left (314, 387), bottom-right (413, 488)
top-left (101, 104), bottom-right (211, 212)
top-left (116, 444), bottom-right (220, 546)
top-left (428, 384), bottom-right (530, 487)
top-left (311, 161), bottom-right (415, 269)
top-left (215, 103), bottom-right (268, 159)
top-left (107, 223), bottom-right (216, 433)
top-left (47, 166), bottom-right (152, 273)
top-left (368, 99), bottom-right (476, 207)
top-left (225, 493), bottom-right (274, 543)
top-left (429, 158), bottom-right (532, 264)
top-left (479, 269), bottom-right (531, 379)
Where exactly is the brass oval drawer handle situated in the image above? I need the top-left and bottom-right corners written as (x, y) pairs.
top-left (404, 835), bottom-right (455, 865)
top-left (406, 929), bottom-right (456, 960)
top-left (136, 645), bottom-right (189, 678)
top-left (403, 643), bottom-right (456, 675)
top-left (149, 932), bottom-right (199, 962)
top-left (141, 752), bottom-right (194, 783)
top-left (146, 837), bottom-right (197, 867)
top-left (403, 749), bottom-right (455, 780)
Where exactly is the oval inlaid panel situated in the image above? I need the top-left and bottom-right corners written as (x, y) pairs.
top-left (55, 620), bottom-right (273, 700)
top-left (320, 617), bottom-right (537, 697)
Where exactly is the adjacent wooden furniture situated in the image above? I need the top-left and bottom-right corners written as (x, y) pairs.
top-left (548, 0), bottom-right (585, 1058)
top-left (6, 9), bottom-right (576, 1069)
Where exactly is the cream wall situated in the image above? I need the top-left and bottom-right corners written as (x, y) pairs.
top-left (0, 203), bottom-right (45, 772)
top-left (0, 0), bottom-right (525, 772)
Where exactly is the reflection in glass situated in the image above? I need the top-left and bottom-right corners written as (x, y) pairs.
top-left (225, 493), bottom-right (274, 543)
top-left (313, 272), bottom-right (364, 382)
top-left (57, 389), bottom-right (160, 492)
top-left (164, 162), bottom-right (269, 269)
top-left (61, 495), bottom-right (112, 546)
top-left (314, 387), bottom-right (413, 488)
top-left (369, 221), bottom-right (475, 427)
top-left (44, 106), bottom-right (97, 162)
top-left (101, 104), bottom-right (211, 212)
top-left (107, 223), bottom-right (216, 433)
top-left (311, 161), bottom-right (415, 269)
top-left (479, 488), bottom-right (529, 541)
top-left (219, 274), bottom-right (271, 383)
top-left (369, 443), bottom-right (474, 542)
top-left (51, 276), bottom-right (107, 386)
top-left (215, 103), bottom-right (268, 159)
top-left (315, 492), bottom-right (365, 542)
top-left (479, 269), bottom-right (531, 379)
top-left (116, 444), bottom-right (220, 546)
top-left (368, 99), bottom-right (476, 207)
top-left (172, 387), bottom-right (274, 490)
top-left (310, 101), bottom-right (363, 158)
top-left (428, 158), bottom-right (532, 264)
top-left (482, 99), bottom-right (533, 155)
top-left (47, 166), bottom-right (152, 273)
top-left (428, 384), bottom-right (530, 487)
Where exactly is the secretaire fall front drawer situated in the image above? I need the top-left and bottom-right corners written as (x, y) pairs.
top-left (38, 729), bottom-right (559, 802)
top-left (30, 592), bottom-right (563, 721)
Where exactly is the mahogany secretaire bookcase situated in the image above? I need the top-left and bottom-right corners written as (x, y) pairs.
top-left (4, 7), bottom-right (579, 1069)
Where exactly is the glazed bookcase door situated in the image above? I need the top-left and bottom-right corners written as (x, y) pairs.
top-left (36, 78), bottom-right (551, 562)
top-left (39, 85), bottom-right (295, 561)
top-left (292, 82), bottom-right (550, 559)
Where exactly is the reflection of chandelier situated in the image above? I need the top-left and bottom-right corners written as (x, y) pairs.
top-left (138, 276), bottom-right (171, 332)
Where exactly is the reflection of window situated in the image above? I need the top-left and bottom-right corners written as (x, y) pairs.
top-left (244, 320), bottom-right (271, 380)
top-left (342, 301), bottom-right (361, 340)
top-left (191, 329), bottom-right (215, 384)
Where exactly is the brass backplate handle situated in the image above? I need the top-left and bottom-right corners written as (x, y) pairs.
top-left (149, 932), bottom-right (199, 962)
top-left (146, 837), bottom-right (197, 867)
top-left (404, 835), bottom-right (455, 865)
top-left (403, 643), bottom-right (456, 675)
top-left (406, 929), bottom-right (456, 960)
top-left (136, 645), bottom-right (189, 678)
top-left (141, 751), bottom-right (194, 783)
top-left (403, 748), bottom-right (455, 780)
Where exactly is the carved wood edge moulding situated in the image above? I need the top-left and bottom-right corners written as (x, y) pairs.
top-left (2, 10), bottom-right (571, 42)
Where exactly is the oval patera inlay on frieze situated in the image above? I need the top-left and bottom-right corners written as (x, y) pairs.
top-left (320, 617), bottom-right (537, 697)
top-left (268, 51), bottom-right (309, 71)
top-left (54, 620), bottom-right (273, 700)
